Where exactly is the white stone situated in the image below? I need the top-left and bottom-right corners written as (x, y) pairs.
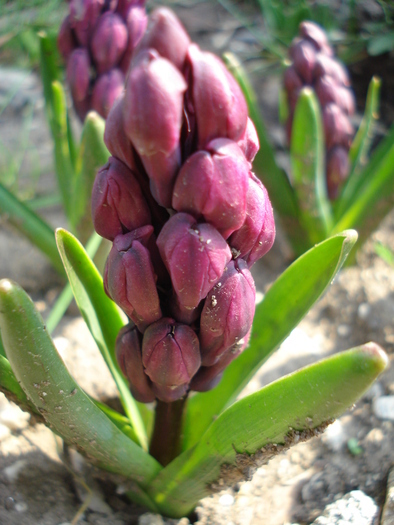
top-left (0, 423), bottom-right (11, 441)
top-left (138, 514), bottom-right (165, 525)
top-left (218, 493), bottom-right (234, 506)
top-left (312, 490), bottom-right (378, 525)
top-left (3, 459), bottom-right (28, 482)
top-left (0, 404), bottom-right (30, 431)
top-left (321, 419), bottom-right (347, 452)
top-left (373, 396), bottom-right (394, 421)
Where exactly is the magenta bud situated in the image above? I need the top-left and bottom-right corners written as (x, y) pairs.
top-left (172, 138), bottom-right (250, 238)
top-left (69, 0), bottom-right (103, 46)
top-left (284, 65), bottom-right (303, 94)
top-left (299, 21), bottom-right (333, 56)
top-left (123, 50), bottom-right (187, 205)
top-left (314, 76), bottom-right (355, 116)
top-left (314, 53), bottom-right (350, 87)
top-left (104, 96), bottom-right (135, 169)
top-left (191, 330), bottom-right (251, 392)
top-left (229, 174), bottom-right (275, 267)
top-left (116, 0), bottom-right (146, 18)
top-left (142, 318), bottom-right (201, 402)
top-left (323, 103), bottom-right (354, 150)
top-left (157, 213), bottom-right (232, 309)
top-left (91, 69), bottom-right (124, 118)
top-left (237, 117), bottom-right (259, 164)
top-left (119, 5), bottom-right (148, 74)
top-left (91, 12), bottom-right (128, 74)
top-left (199, 259), bottom-right (256, 366)
top-left (116, 324), bottom-right (155, 403)
top-left (290, 39), bottom-right (316, 85)
top-left (57, 16), bottom-right (77, 60)
top-left (104, 229), bottom-right (162, 331)
top-left (138, 7), bottom-right (191, 70)
top-left (187, 44), bottom-right (248, 148)
top-left (67, 48), bottom-right (91, 103)
top-left (92, 156), bottom-right (151, 240)
top-left (326, 146), bottom-right (350, 200)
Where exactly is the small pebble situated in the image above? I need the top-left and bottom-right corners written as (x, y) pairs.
top-left (138, 514), bottom-right (165, 525)
top-left (373, 396), bottom-right (394, 421)
top-left (357, 303), bottom-right (371, 320)
top-left (311, 490), bottom-right (378, 525)
top-left (218, 493), bottom-right (234, 506)
top-left (4, 496), bottom-right (15, 510)
top-left (337, 324), bottom-right (351, 337)
top-left (321, 419), bottom-right (347, 452)
top-left (15, 501), bottom-right (28, 513)
top-left (3, 460), bottom-right (28, 483)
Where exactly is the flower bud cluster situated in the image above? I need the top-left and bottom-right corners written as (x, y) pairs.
top-left (92, 7), bottom-right (275, 403)
top-left (58, 0), bottom-right (147, 120)
top-left (284, 21), bottom-right (356, 199)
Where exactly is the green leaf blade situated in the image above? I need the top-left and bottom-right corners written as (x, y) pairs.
top-left (55, 228), bottom-right (151, 450)
top-left (150, 344), bottom-right (387, 517)
top-left (182, 230), bottom-right (357, 451)
top-left (0, 279), bottom-right (161, 487)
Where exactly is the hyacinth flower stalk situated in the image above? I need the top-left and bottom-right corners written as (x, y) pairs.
top-left (0, 8), bottom-right (388, 519)
top-left (224, 21), bottom-right (394, 261)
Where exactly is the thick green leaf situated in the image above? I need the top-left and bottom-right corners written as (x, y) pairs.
top-left (182, 230), bottom-right (357, 451)
top-left (337, 76), bottom-right (381, 219)
top-left (290, 87), bottom-right (332, 244)
top-left (71, 112), bottom-right (109, 241)
top-left (223, 53), bottom-right (309, 255)
top-left (0, 279), bottom-right (161, 495)
top-left (55, 228), bottom-right (151, 450)
top-left (150, 344), bottom-right (387, 517)
top-left (0, 182), bottom-right (64, 275)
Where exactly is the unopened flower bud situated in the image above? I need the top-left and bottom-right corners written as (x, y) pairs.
top-left (157, 213), bottom-right (232, 309)
top-left (69, 0), bottom-right (103, 46)
top-left (314, 53), bottom-right (350, 86)
top-left (299, 21), bottom-right (333, 56)
top-left (229, 174), bottom-right (275, 267)
top-left (138, 7), bottom-right (191, 70)
top-left (237, 117), bottom-right (260, 164)
top-left (290, 39), bottom-right (316, 85)
top-left (104, 96), bottom-right (136, 169)
top-left (200, 259), bottom-right (255, 366)
top-left (142, 318), bottom-right (201, 402)
top-left (187, 44), bottom-right (248, 148)
top-left (91, 69), bottom-right (124, 118)
top-left (172, 138), bottom-right (250, 238)
top-left (116, 323), bottom-right (155, 402)
top-left (116, 0), bottom-right (145, 18)
top-left (58, 16), bottom-right (77, 60)
top-left (326, 146), bottom-right (350, 200)
top-left (91, 156), bottom-right (151, 240)
top-left (104, 229), bottom-right (162, 331)
top-left (315, 76), bottom-right (355, 115)
top-left (323, 103), bottom-right (354, 151)
top-left (123, 49), bottom-right (187, 206)
top-left (91, 12), bottom-right (128, 74)
top-left (119, 5), bottom-right (148, 73)
top-left (67, 48), bottom-right (91, 103)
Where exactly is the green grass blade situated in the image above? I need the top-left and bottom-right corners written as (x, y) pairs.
top-left (71, 111), bottom-right (109, 240)
top-left (0, 182), bottom-right (64, 275)
top-left (182, 230), bottom-right (357, 451)
top-left (290, 87), bottom-right (333, 244)
top-left (55, 228), bottom-right (151, 450)
top-left (0, 279), bottom-right (161, 490)
top-left (38, 31), bottom-right (60, 128)
top-left (150, 344), bottom-right (387, 518)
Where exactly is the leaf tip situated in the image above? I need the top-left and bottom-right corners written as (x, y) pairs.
top-left (362, 342), bottom-right (389, 373)
top-left (0, 280), bottom-right (13, 295)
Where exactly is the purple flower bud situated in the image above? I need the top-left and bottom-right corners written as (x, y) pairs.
top-left (104, 96), bottom-right (136, 169)
top-left (172, 138), bottom-right (249, 238)
top-left (90, 12), bottom-right (128, 74)
top-left (314, 53), bottom-right (350, 87)
top-left (67, 48), bottom-right (91, 103)
top-left (91, 156), bottom-right (151, 240)
top-left (187, 44), bottom-right (248, 148)
top-left (119, 5), bottom-right (148, 74)
top-left (191, 329), bottom-right (251, 392)
top-left (116, 0), bottom-right (146, 19)
top-left (314, 76), bottom-right (355, 116)
top-left (116, 323), bottom-right (155, 402)
top-left (323, 103), bottom-right (354, 150)
top-left (284, 65), bottom-right (303, 94)
top-left (58, 16), bottom-right (77, 61)
top-left (299, 21), bottom-right (333, 56)
top-left (91, 69), bottom-right (124, 118)
top-left (104, 228), bottom-right (162, 331)
top-left (69, 0), bottom-right (103, 46)
top-left (290, 39), bottom-right (316, 85)
top-left (123, 49), bottom-right (187, 207)
top-left (142, 318), bottom-right (201, 402)
top-left (199, 259), bottom-right (255, 366)
top-left (326, 146), bottom-right (350, 199)
top-left (229, 174), bottom-right (275, 267)
top-left (237, 117), bottom-right (259, 165)
top-left (157, 213), bottom-right (232, 309)
top-left (138, 7), bottom-right (191, 70)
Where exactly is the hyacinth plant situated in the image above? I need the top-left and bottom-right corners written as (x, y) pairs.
top-left (0, 7), bottom-right (388, 519)
top-left (225, 21), bottom-right (394, 261)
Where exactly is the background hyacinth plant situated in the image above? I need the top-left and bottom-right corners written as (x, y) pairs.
top-left (225, 21), bottom-right (394, 261)
top-left (0, 5), bottom-right (389, 519)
